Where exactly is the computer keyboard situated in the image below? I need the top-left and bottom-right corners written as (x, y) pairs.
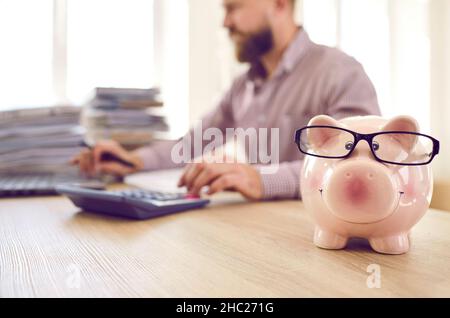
top-left (56, 185), bottom-right (210, 220)
top-left (0, 174), bottom-right (105, 197)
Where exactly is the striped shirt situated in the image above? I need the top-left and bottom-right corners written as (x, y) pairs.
top-left (136, 29), bottom-right (381, 199)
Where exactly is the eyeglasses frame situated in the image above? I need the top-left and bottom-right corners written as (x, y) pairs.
top-left (294, 125), bottom-right (440, 166)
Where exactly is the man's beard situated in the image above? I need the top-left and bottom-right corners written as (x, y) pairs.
top-left (230, 27), bottom-right (274, 64)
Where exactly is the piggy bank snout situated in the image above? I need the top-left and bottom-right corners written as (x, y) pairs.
top-left (323, 161), bottom-right (399, 224)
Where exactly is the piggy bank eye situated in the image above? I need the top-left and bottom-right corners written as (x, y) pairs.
top-left (345, 141), bottom-right (354, 150)
top-left (372, 142), bottom-right (380, 151)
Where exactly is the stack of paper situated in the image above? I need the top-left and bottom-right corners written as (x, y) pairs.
top-left (81, 87), bottom-right (170, 149)
top-left (0, 106), bottom-right (84, 174)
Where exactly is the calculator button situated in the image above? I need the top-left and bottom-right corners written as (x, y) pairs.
top-left (185, 194), bottom-right (200, 199)
top-left (116, 190), bottom-right (190, 202)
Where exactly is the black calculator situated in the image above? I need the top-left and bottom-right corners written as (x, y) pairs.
top-left (56, 185), bottom-right (210, 220)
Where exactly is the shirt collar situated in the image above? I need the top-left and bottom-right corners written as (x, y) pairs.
top-left (248, 27), bottom-right (312, 82)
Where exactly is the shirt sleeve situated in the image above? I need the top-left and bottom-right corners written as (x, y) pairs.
top-left (258, 57), bottom-right (381, 200)
top-left (256, 160), bottom-right (303, 200)
top-left (135, 87), bottom-right (234, 171)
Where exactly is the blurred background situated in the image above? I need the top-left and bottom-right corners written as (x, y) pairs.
top-left (0, 0), bottom-right (449, 208)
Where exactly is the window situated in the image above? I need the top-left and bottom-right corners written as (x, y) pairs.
top-left (0, 0), bottom-right (155, 108)
top-left (66, 0), bottom-right (155, 103)
top-left (0, 0), bottom-right (54, 107)
top-left (302, 0), bottom-right (431, 132)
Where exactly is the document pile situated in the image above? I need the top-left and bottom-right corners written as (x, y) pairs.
top-left (0, 106), bottom-right (84, 174)
top-left (82, 87), bottom-right (169, 149)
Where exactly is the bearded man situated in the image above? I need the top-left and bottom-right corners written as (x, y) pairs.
top-left (73, 0), bottom-right (381, 200)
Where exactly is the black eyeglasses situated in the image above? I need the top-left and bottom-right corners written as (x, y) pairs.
top-left (295, 126), bottom-right (440, 166)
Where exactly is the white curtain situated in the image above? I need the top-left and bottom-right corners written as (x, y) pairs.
top-left (302, 0), bottom-right (431, 131)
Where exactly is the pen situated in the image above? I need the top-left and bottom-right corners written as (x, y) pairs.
top-left (80, 141), bottom-right (136, 168)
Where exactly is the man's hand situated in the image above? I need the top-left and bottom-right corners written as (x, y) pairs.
top-left (71, 140), bottom-right (144, 177)
top-left (178, 163), bottom-right (263, 201)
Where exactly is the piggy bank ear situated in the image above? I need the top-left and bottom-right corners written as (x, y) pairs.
top-left (307, 115), bottom-right (342, 149)
top-left (381, 115), bottom-right (420, 151)
top-left (307, 115), bottom-right (341, 127)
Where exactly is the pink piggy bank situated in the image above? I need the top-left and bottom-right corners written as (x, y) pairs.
top-left (297, 115), bottom-right (440, 254)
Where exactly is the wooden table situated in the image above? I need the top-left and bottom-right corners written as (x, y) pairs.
top-left (0, 189), bottom-right (449, 297)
